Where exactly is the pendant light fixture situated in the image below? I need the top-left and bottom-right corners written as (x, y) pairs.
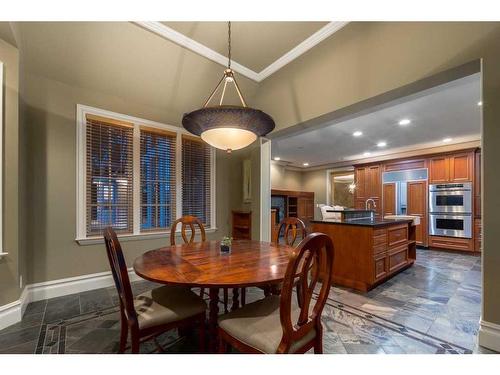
top-left (182, 22), bottom-right (275, 153)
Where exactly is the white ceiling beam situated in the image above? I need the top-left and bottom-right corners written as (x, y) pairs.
top-left (133, 21), bottom-right (349, 83)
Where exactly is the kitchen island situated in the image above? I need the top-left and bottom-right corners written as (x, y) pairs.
top-left (312, 217), bottom-right (416, 292)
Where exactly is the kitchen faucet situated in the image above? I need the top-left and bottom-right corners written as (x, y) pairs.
top-left (365, 198), bottom-right (376, 210)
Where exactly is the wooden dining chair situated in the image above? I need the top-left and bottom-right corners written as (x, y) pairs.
top-left (218, 232), bottom-right (334, 354)
top-left (170, 216), bottom-right (230, 312)
top-left (260, 217), bottom-right (307, 296)
top-left (103, 227), bottom-right (207, 353)
top-left (274, 217), bottom-right (307, 247)
top-left (170, 215), bottom-right (206, 246)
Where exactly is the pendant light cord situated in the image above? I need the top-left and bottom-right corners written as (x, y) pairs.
top-left (227, 21), bottom-right (231, 69)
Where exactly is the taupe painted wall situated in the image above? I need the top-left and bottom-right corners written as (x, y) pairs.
top-left (255, 22), bottom-right (500, 328)
top-left (0, 39), bottom-right (20, 305)
top-left (270, 162), bottom-right (303, 191)
top-left (22, 72), bottom-right (247, 283)
top-left (302, 169), bottom-right (327, 221)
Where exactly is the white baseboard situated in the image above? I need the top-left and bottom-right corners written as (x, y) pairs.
top-left (0, 268), bottom-right (140, 331)
top-left (479, 319), bottom-right (500, 352)
top-left (0, 287), bottom-right (28, 330)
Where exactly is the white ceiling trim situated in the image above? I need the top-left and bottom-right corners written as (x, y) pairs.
top-left (133, 21), bottom-right (349, 82)
top-left (258, 21), bottom-right (349, 81)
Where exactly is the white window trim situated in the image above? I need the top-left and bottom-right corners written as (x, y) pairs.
top-left (76, 104), bottom-right (217, 245)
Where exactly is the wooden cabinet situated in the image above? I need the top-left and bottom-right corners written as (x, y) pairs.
top-left (429, 235), bottom-right (473, 252)
top-left (355, 168), bottom-right (367, 199)
top-left (429, 156), bottom-right (449, 183)
top-left (406, 181), bottom-right (427, 246)
top-left (450, 153), bottom-right (473, 182)
top-left (354, 164), bottom-right (382, 215)
top-left (312, 221), bottom-right (415, 292)
top-left (232, 211), bottom-right (251, 240)
top-left (367, 165), bottom-right (382, 198)
top-left (271, 189), bottom-right (314, 225)
top-left (475, 218), bottom-right (482, 252)
top-left (474, 150), bottom-right (481, 218)
top-left (382, 183), bottom-right (396, 215)
top-left (429, 152), bottom-right (473, 183)
top-left (298, 196), bottom-right (314, 220)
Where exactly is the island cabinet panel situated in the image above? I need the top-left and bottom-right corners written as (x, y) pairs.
top-left (387, 224), bottom-right (408, 248)
top-left (388, 244), bottom-right (409, 273)
top-left (374, 253), bottom-right (388, 281)
top-left (312, 220), bottom-right (415, 292)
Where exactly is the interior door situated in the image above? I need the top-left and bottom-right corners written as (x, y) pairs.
top-left (407, 181), bottom-right (427, 246)
top-left (383, 183), bottom-right (396, 216)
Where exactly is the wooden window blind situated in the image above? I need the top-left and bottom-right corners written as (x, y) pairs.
top-left (182, 135), bottom-right (211, 226)
top-left (140, 127), bottom-right (177, 232)
top-left (86, 115), bottom-right (134, 236)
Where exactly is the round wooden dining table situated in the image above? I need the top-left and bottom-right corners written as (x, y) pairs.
top-left (133, 239), bottom-right (295, 351)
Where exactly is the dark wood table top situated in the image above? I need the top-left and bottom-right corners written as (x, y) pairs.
top-left (133, 239), bottom-right (295, 288)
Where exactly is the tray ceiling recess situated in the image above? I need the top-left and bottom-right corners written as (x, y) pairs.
top-left (133, 21), bottom-right (349, 82)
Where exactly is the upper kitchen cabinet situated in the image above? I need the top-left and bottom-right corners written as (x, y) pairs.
top-left (355, 167), bottom-right (367, 199)
top-left (429, 156), bottom-right (449, 183)
top-left (354, 164), bottom-right (382, 215)
top-left (429, 151), bottom-right (474, 183)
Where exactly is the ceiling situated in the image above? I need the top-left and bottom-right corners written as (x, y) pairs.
top-left (272, 73), bottom-right (481, 169)
top-left (11, 22), bottom-right (262, 127)
top-left (162, 22), bottom-right (328, 72)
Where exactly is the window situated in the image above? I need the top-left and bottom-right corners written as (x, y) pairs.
top-left (140, 127), bottom-right (177, 231)
top-left (182, 135), bottom-right (212, 225)
top-left (76, 105), bottom-right (216, 243)
top-left (86, 115), bottom-right (134, 235)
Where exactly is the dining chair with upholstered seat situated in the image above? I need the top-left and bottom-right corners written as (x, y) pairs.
top-left (260, 217), bottom-right (307, 297)
top-left (217, 232), bottom-right (334, 354)
top-left (103, 227), bottom-right (207, 353)
top-left (170, 215), bottom-right (231, 312)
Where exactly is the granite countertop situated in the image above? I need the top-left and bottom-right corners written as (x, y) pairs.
top-left (311, 217), bottom-right (414, 227)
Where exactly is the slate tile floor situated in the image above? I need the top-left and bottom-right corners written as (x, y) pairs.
top-left (0, 249), bottom-right (496, 354)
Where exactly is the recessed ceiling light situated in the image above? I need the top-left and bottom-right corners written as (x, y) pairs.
top-left (377, 141), bottom-right (387, 148)
top-left (398, 119), bottom-right (411, 126)
top-left (274, 157), bottom-right (280, 161)
top-left (477, 101), bottom-right (483, 106)
top-left (353, 131), bottom-right (363, 137)
top-left (303, 162), bottom-right (309, 167)
top-left (363, 152), bottom-right (371, 156)
top-left (443, 138), bottom-right (453, 143)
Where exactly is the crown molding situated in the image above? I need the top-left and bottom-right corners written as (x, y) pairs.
top-left (133, 21), bottom-right (349, 83)
top-left (258, 21), bottom-right (349, 81)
